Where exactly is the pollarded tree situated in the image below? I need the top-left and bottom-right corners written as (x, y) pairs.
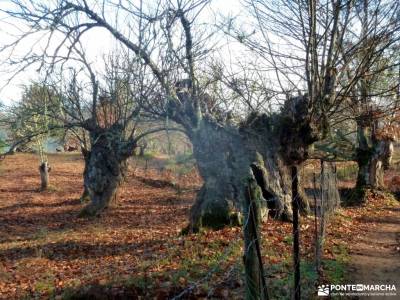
top-left (0, 0), bottom-right (266, 229)
top-left (2, 39), bottom-right (166, 215)
top-left (222, 0), bottom-right (356, 234)
top-left (316, 0), bottom-right (400, 202)
top-left (343, 0), bottom-right (400, 201)
top-left (227, 0), bottom-right (399, 174)
top-left (50, 53), bottom-right (166, 216)
top-left (235, 0), bottom-right (398, 168)
top-left (231, 0), bottom-right (399, 297)
top-left (0, 0), bottom-right (341, 230)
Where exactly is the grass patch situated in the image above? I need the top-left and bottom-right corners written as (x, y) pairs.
top-left (267, 260), bottom-right (318, 300)
top-left (323, 243), bottom-right (349, 285)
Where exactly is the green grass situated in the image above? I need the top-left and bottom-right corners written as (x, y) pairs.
top-left (34, 276), bottom-right (55, 294)
top-left (323, 243), bottom-right (349, 285)
top-left (267, 260), bottom-right (319, 300)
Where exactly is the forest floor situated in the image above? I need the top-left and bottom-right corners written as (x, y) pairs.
top-left (346, 191), bottom-right (400, 299)
top-left (0, 153), bottom-right (399, 299)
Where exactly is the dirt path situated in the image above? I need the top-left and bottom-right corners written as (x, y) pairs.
top-left (348, 205), bottom-right (400, 299)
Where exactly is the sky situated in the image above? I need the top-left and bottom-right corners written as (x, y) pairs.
top-left (0, 0), bottom-right (244, 105)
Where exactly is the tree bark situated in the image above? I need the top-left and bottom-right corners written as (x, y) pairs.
top-left (186, 120), bottom-right (245, 232)
top-left (242, 109), bottom-right (318, 221)
top-left (297, 165), bottom-right (311, 215)
top-left (248, 153), bottom-right (293, 221)
top-left (173, 87), bottom-right (305, 232)
top-left (353, 123), bottom-right (393, 204)
top-left (186, 117), bottom-right (298, 231)
top-left (79, 126), bottom-right (132, 216)
top-left (39, 161), bottom-right (50, 191)
top-left (80, 148), bottom-right (91, 202)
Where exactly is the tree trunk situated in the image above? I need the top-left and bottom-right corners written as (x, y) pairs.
top-left (172, 93), bottom-right (308, 232)
top-left (80, 151), bottom-right (127, 216)
top-left (188, 184), bottom-right (238, 232)
top-left (80, 184), bottom-right (91, 203)
top-left (353, 123), bottom-right (392, 204)
top-left (355, 143), bottom-right (387, 192)
top-left (249, 153), bottom-right (292, 221)
top-left (181, 96), bottom-right (319, 231)
top-left (261, 157), bottom-right (294, 220)
top-left (139, 146), bottom-right (145, 157)
top-left (79, 126), bottom-right (131, 217)
top-left (186, 118), bottom-right (294, 232)
top-left (242, 109), bottom-right (317, 221)
top-left (39, 161), bottom-right (50, 191)
top-left (80, 148), bottom-right (91, 203)
top-left (297, 165), bottom-right (311, 215)
top-left (186, 120), bottom-right (245, 232)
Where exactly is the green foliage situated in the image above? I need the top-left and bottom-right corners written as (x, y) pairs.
top-left (323, 259), bottom-right (347, 284)
top-left (283, 234), bottom-right (293, 245)
top-left (8, 82), bottom-right (63, 160)
top-left (34, 275), bottom-right (55, 295)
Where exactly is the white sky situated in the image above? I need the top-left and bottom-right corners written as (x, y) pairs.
top-left (0, 0), bottom-right (244, 105)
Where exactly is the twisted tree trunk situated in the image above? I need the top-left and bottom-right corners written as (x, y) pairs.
top-left (353, 122), bottom-right (394, 204)
top-left (247, 152), bottom-right (294, 221)
top-left (186, 118), bottom-right (291, 231)
top-left (174, 91), bottom-right (318, 232)
top-left (185, 111), bottom-right (315, 231)
top-left (242, 104), bottom-right (318, 220)
top-left (186, 120), bottom-right (246, 232)
top-left (79, 125), bottom-right (133, 217)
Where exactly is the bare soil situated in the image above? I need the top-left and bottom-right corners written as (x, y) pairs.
top-left (348, 202), bottom-right (400, 300)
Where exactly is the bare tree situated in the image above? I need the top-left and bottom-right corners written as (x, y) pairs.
top-left (56, 52), bottom-right (174, 216)
top-left (345, 0), bottom-right (399, 202)
top-left (1, 41), bottom-right (170, 215)
top-left (2, 0), bottom-right (259, 229)
top-left (227, 0), bottom-right (399, 297)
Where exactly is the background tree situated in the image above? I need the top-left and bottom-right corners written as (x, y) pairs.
top-left (50, 53), bottom-right (162, 216)
top-left (345, 0), bottom-right (399, 202)
top-left (6, 83), bottom-right (62, 190)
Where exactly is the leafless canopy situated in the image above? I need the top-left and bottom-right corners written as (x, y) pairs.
top-left (229, 0), bottom-right (399, 124)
